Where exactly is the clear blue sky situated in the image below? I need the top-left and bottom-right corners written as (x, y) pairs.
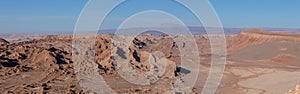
top-left (0, 0), bottom-right (299, 34)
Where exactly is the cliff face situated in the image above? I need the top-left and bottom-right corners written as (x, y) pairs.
top-left (240, 29), bottom-right (300, 40)
top-left (227, 29), bottom-right (300, 53)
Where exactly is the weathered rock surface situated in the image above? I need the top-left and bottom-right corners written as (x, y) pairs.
top-left (0, 30), bottom-right (300, 94)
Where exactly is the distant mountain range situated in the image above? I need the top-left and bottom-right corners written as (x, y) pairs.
top-left (1, 27), bottom-right (300, 35)
top-left (99, 27), bottom-right (300, 35)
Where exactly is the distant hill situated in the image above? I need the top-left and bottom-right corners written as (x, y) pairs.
top-left (99, 27), bottom-right (300, 35)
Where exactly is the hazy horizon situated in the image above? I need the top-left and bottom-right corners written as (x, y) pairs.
top-left (1, 26), bottom-right (300, 35)
top-left (0, 0), bottom-right (300, 34)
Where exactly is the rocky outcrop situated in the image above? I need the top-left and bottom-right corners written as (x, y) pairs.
top-left (0, 38), bottom-right (9, 45)
top-left (0, 36), bottom-right (81, 94)
top-left (286, 85), bottom-right (300, 94)
top-left (1, 30), bottom-right (299, 93)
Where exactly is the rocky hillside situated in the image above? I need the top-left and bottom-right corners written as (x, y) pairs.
top-left (0, 29), bottom-right (299, 93)
top-left (227, 29), bottom-right (300, 53)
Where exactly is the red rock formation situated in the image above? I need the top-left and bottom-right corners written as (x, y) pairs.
top-left (227, 29), bottom-right (300, 53)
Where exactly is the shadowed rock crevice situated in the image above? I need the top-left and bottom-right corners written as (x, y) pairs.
top-left (175, 67), bottom-right (191, 77)
top-left (1, 59), bottom-right (19, 67)
top-left (132, 50), bottom-right (140, 62)
top-left (133, 38), bottom-right (146, 48)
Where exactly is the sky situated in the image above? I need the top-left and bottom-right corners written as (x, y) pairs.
top-left (0, 0), bottom-right (299, 34)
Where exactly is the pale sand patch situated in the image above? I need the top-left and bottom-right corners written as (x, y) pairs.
top-left (239, 69), bottom-right (300, 94)
top-left (247, 89), bottom-right (264, 94)
top-left (231, 68), bottom-right (255, 78)
top-left (248, 68), bottom-right (275, 74)
top-left (280, 48), bottom-right (288, 51)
